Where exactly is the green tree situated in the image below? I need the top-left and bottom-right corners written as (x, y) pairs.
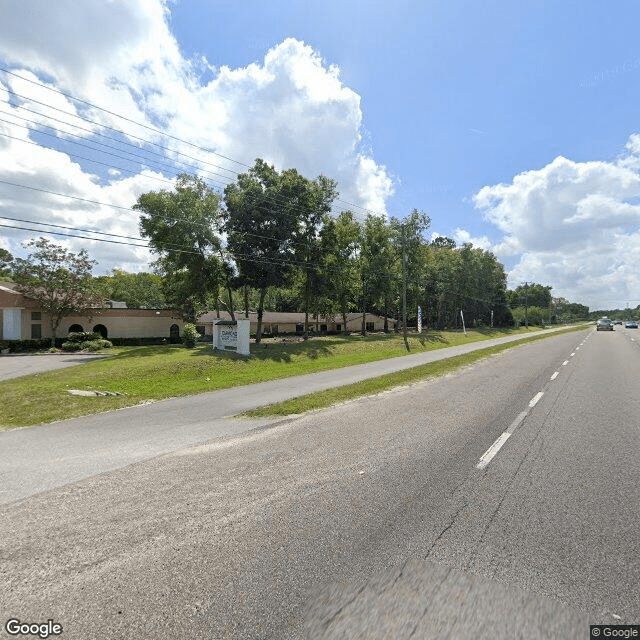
top-left (507, 283), bottom-right (552, 309)
top-left (0, 248), bottom-right (13, 278)
top-left (224, 159), bottom-right (302, 342)
top-left (319, 211), bottom-right (362, 333)
top-left (360, 215), bottom-right (397, 333)
top-left (12, 238), bottom-right (104, 346)
top-left (135, 174), bottom-right (232, 321)
top-left (291, 174), bottom-right (338, 336)
top-left (95, 269), bottom-right (167, 308)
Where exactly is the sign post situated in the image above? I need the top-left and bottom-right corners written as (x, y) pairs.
top-left (460, 309), bottom-right (467, 335)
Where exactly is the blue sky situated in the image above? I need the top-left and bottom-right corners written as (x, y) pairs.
top-left (1, 0), bottom-right (639, 309)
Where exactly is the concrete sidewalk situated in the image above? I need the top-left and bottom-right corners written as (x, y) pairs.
top-left (0, 326), bottom-right (586, 504)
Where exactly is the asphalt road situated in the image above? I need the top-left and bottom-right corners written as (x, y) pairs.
top-left (0, 326), bottom-right (571, 504)
top-left (2, 326), bottom-right (639, 639)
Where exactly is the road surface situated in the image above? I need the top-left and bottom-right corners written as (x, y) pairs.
top-left (2, 326), bottom-right (639, 639)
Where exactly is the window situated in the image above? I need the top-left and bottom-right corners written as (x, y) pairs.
top-left (366, 322), bottom-right (375, 332)
top-left (296, 324), bottom-right (304, 333)
top-left (320, 324), bottom-right (327, 332)
top-left (336, 324), bottom-right (341, 331)
top-left (31, 323), bottom-right (42, 339)
top-left (31, 312), bottom-right (41, 321)
top-left (69, 324), bottom-right (84, 333)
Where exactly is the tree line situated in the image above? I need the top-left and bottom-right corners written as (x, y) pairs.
top-left (1, 158), bottom-right (590, 344)
top-left (132, 160), bottom-right (515, 341)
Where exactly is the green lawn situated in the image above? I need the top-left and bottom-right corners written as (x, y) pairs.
top-left (0, 325), bottom-right (583, 430)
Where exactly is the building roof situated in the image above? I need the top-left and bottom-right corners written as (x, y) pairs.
top-left (198, 310), bottom-right (396, 325)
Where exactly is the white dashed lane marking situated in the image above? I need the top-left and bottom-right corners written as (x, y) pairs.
top-left (476, 331), bottom-right (590, 471)
top-left (529, 392), bottom-right (544, 408)
top-left (477, 432), bottom-right (511, 470)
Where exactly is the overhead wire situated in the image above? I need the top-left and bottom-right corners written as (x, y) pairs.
top-left (0, 67), bottom-right (386, 218)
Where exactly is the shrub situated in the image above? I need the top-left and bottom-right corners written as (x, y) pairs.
top-left (80, 340), bottom-right (105, 351)
top-left (61, 338), bottom-right (112, 351)
top-left (66, 331), bottom-right (101, 343)
top-left (182, 323), bottom-right (200, 342)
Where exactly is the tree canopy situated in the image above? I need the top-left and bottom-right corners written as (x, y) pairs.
top-left (12, 238), bottom-right (104, 345)
top-left (135, 173), bottom-right (230, 320)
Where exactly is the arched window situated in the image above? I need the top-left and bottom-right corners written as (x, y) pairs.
top-left (93, 324), bottom-right (108, 339)
top-left (69, 324), bottom-right (84, 334)
top-left (170, 324), bottom-right (180, 343)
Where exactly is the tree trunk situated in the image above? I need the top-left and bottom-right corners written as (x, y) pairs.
top-left (255, 287), bottom-right (266, 344)
top-left (303, 269), bottom-right (310, 339)
top-left (50, 317), bottom-right (57, 348)
top-left (227, 284), bottom-right (235, 321)
top-left (383, 295), bottom-right (389, 333)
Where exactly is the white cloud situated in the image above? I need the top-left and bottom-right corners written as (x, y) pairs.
top-left (452, 228), bottom-right (493, 251)
top-left (472, 139), bottom-right (640, 309)
top-left (0, 2), bottom-right (393, 273)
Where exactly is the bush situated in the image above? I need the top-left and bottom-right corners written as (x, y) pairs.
top-left (182, 323), bottom-right (200, 342)
top-left (61, 338), bottom-right (112, 351)
top-left (2, 339), bottom-right (53, 353)
top-left (80, 340), bottom-right (105, 351)
top-left (66, 331), bottom-right (101, 343)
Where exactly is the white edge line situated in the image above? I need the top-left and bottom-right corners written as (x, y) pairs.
top-left (477, 432), bottom-right (511, 469)
top-left (550, 371), bottom-right (559, 380)
top-left (529, 391), bottom-right (544, 408)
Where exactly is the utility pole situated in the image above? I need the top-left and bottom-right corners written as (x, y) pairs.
top-left (401, 223), bottom-right (408, 343)
top-left (522, 281), bottom-right (530, 328)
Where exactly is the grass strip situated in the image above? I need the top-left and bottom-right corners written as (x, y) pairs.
top-left (242, 325), bottom-right (586, 418)
top-left (0, 325), bottom-right (586, 430)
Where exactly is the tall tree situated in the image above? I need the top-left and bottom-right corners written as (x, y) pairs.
top-left (292, 174), bottom-right (338, 336)
top-left (135, 174), bottom-right (232, 321)
top-left (319, 211), bottom-right (361, 333)
top-left (360, 215), bottom-right (396, 333)
top-left (12, 238), bottom-right (104, 346)
top-left (224, 159), bottom-right (301, 342)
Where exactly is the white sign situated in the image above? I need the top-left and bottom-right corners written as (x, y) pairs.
top-left (212, 318), bottom-right (250, 356)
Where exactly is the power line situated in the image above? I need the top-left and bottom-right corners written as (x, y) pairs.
top-left (0, 68), bottom-right (386, 218)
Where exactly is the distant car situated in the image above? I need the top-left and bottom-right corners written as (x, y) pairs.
top-left (596, 318), bottom-right (614, 331)
top-left (614, 320), bottom-right (623, 325)
top-left (625, 320), bottom-right (638, 329)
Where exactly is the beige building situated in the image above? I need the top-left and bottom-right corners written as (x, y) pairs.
top-left (0, 283), bottom-right (183, 341)
top-left (198, 310), bottom-right (396, 336)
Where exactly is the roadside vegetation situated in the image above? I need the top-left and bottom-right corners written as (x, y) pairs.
top-left (243, 325), bottom-right (587, 418)
top-left (0, 325), bottom-right (586, 430)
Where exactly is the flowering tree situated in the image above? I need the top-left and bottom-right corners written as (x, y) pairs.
top-left (12, 238), bottom-right (104, 345)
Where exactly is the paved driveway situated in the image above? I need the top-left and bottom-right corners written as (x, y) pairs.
top-left (0, 353), bottom-right (107, 381)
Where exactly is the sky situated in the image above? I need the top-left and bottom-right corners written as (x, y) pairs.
top-left (0, 0), bottom-right (639, 310)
